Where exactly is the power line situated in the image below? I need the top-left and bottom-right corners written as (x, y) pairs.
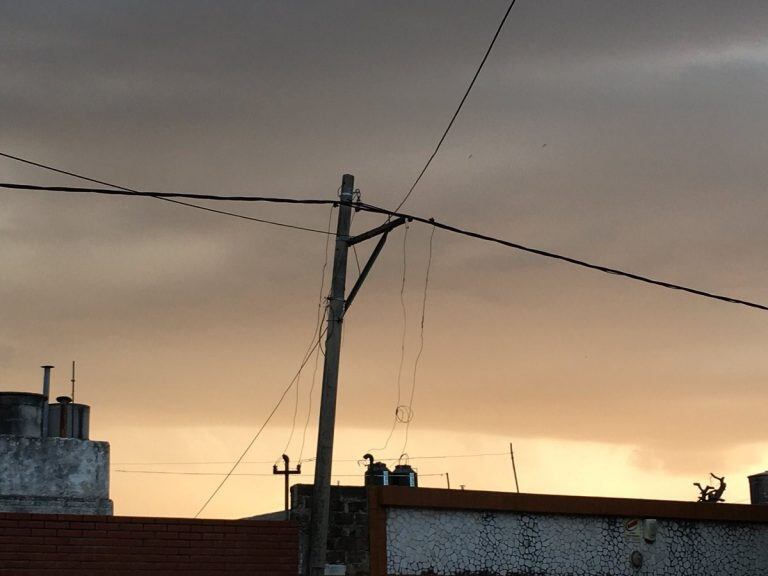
top-left (0, 160), bottom-right (334, 235)
top-left (193, 328), bottom-right (326, 518)
top-left (115, 469), bottom-right (446, 477)
top-left (112, 451), bottom-right (509, 466)
top-left (368, 225), bottom-right (411, 454)
top-left (277, 305), bottom-right (329, 462)
top-left (280, 358), bottom-right (302, 461)
top-left (4, 179), bottom-right (767, 311)
top-left (353, 201), bottom-right (768, 313)
top-left (298, 314), bottom-right (328, 463)
top-left (298, 206), bottom-right (336, 464)
top-left (0, 181), bottom-right (337, 207)
top-left (393, 0), bottom-right (518, 213)
top-left (278, 207), bottom-right (335, 463)
top-left (377, 451), bottom-right (508, 461)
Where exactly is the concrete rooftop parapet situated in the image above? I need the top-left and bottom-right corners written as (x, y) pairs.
top-left (0, 435), bottom-right (112, 515)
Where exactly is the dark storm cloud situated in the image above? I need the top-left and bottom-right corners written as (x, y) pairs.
top-left (1, 1), bottom-right (768, 475)
top-left (3, 1), bottom-right (767, 134)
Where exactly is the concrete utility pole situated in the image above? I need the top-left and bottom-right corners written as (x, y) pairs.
top-left (306, 175), bottom-right (405, 575)
top-left (307, 174), bottom-right (355, 576)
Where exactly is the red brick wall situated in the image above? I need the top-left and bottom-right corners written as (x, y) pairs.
top-left (0, 513), bottom-right (298, 575)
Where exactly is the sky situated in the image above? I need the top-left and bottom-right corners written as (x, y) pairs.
top-left (1, 1), bottom-right (768, 518)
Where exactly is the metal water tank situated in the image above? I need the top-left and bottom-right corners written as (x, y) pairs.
top-left (391, 464), bottom-right (418, 487)
top-left (362, 454), bottom-right (390, 486)
top-left (47, 397), bottom-right (90, 440)
top-left (0, 392), bottom-right (45, 438)
top-left (749, 471), bottom-right (768, 505)
top-left (365, 462), bottom-right (391, 486)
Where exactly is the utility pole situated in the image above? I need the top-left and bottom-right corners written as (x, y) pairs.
top-left (307, 174), bottom-right (355, 576)
top-left (273, 454), bottom-right (301, 521)
top-left (509, 442), bottom-right (520, 493)
top-left (307, 174), bottom-right (405, 576)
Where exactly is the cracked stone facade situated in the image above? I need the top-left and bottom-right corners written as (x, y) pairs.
top-left (386, 508), bottom-right (768, 576)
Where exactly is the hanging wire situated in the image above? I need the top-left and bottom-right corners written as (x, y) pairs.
top-left (395, 223), bottom-right (411, 414)
top-left (401, 225), bottom-right (437, 456)
top-left (366, 224), bottom-right (411, 454)
top-left (279, 370), bottom-right (302, 461)
top-left (193, 327), bottom-right (325, 518)
top-left (297, 206), bottom-right (336, 463)
top-left (279, 205), bottom-right (336, 463)
top-left (349, 190), bottom-right (364, 275)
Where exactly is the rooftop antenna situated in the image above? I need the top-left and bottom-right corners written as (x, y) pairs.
top-left (70, 361), bottom-right (76, 403)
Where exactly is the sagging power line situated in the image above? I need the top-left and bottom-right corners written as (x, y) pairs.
top-left (112, 451), bottom-right (509, 466)
top-left (3, 180), bottom-right (767, 312)
top-left (401, 224), bottom-right (436, 457)
top-left (115, 469), bottom-right (446, 478)
top-left (0, 156), bottom-right (333, 235)
top-left (355, 201), bottom-right (768, 313)
top-left (193, 326), bottom-right (327, 519)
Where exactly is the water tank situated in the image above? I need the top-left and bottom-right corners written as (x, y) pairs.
top-left (391, 464), bottom-right (418, 487)
top-left (47, 397), bottom-right (90, 440)
top-left (0, 392), bottom-right (45, 438)
top-left (749, 471), bottom-right (768, 505)
top-left (365, 462), bottom-right (391, 486)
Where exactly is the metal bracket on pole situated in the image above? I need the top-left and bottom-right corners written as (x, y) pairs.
top-left (344, 231), bottom-right (389, 313)
top-left (345, 217), bottom-right (406, 246)
top-left (343, 217), bottom-right (406, 315)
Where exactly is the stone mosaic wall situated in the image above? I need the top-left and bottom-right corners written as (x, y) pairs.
top-left (386, 508), bottom-right (768, 576)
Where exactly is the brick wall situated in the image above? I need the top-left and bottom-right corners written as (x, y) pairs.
top-left (0, 512), bottom-right (298, 575)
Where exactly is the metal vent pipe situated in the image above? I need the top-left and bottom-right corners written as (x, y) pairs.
top-left (40, 365), bottom-right (53, 438)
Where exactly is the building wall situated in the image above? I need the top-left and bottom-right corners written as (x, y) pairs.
top-left (0, 512), bottom-right (298, 575)
top-left (0, 435), bottom-right (112, 514)
top-left (291, 484), bottom-right (370, 576)
top-left (0, 495), bottom-right (112, 515)
top-left (387, 509), bottom-right (768, 575)
top-left (369, 487), bottom-right (768, 576)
